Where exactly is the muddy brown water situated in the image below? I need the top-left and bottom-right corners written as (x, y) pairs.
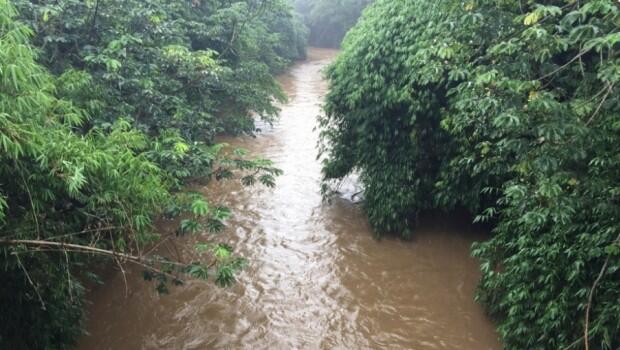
top-left (77, 48), bottom-right (501, 350)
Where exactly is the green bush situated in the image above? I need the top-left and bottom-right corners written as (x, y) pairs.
top-left (0, 0), bottom-right (298, 348)
top-left (320, 0), bottom-right (620, 348)
top-left (13, 0), bottom-right (308, 138)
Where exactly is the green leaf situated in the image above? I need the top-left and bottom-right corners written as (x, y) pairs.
top-left (190, 199), bottom-right (210, 217)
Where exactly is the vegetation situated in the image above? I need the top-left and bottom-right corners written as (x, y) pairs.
top-left (320, 0), bottom-right (620, 348)
top-left (4, 0), bottom-right (619, 346)
top-left (0, 0), bottom-right (305, 348)
top-left (294, 0), bottom-right (372, 48)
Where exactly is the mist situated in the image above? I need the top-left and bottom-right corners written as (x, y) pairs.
top-left (293, 0), bottom-right (374, 48)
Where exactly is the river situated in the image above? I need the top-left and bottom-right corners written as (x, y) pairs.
top-left (77, 48), bottom-right (501, 350)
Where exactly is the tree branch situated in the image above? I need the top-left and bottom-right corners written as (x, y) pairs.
top-left (0, 239), bottom-right (187, 281)
top-left (584, 233), bottom-right (620, 350)
top-left (585, 83), bottom-right (614, 126)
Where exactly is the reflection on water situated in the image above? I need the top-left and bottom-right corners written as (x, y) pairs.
top-left (78, 48), bottom-right (501, 350)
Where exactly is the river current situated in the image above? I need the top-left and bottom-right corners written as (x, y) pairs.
top-left (78, 48), bottom-right (500, 350)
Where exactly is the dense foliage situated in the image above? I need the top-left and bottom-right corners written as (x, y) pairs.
top-left (0, 0), bottom-right (305, 348)
top-left (14, 0), bottom-right (307, 138)
top-left (294, 0), bottom-right (372, 48)
top-left (320, 0), bottom-right (620, 348)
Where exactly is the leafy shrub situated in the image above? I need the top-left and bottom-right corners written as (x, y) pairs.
top-left (13, 0), bottom-right (307, 137)
top-left (0, 0), bottom-right (297, 348)
top-left (320, 0), bottom-right (620, 348)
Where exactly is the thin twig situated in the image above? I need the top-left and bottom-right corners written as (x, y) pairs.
top-left (538, 48), bottom-right (591, 81)
top-left (0, 239), bottom-right (177, 267)
top-left (144, 235), bottom-right (172, 256)
top-left (18, 163), bottom-right (41, 240)
top-left (44, 226), bottom-right (122, 241)
top-left (115, 256), bottom-right (129, 298)
top-left (14, 253), bottom-right (46, 310)
top-left (108, 231), bottom-right (129, 297)
top-left (585, 83), bottom-right (614, 126)
top-left (584, 233), bottom-right (620, 350)
top-left (563, 336), bottom-right (584, 350)
top-left (64, 250), bottom-right (74, 302)
top-left (89, 0), bottom-right (101, 39)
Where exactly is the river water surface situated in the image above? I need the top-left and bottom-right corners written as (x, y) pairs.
top-left (78, 48), bottom-right (501, 350)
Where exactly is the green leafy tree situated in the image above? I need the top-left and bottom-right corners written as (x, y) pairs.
top-left (320, 0), bottom-right (620, 348)
top-left (0, 0), bottom-right (295, 348)
top-left (13, 0), bottom-right (307, 137)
